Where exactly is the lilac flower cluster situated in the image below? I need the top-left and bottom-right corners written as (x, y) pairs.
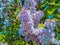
top-left (44, 19), bottom-right (56, 31)
top-left (18, 0), bottom-right (56, 44)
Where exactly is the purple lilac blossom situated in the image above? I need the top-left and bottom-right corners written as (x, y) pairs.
top-left (18, 0), bottom-right (56, 44)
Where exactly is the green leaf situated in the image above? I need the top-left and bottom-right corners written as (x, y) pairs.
top-left (51, 0), bottom-right (56, 3)
top-left (47, 7), bottom-right (57, 15)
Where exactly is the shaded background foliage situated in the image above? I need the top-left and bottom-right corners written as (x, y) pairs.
top-left (0, 0), bottom-right (60, 45)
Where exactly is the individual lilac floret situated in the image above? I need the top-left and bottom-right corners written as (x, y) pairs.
top-left (37, 11), bottom-right (44, 19)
